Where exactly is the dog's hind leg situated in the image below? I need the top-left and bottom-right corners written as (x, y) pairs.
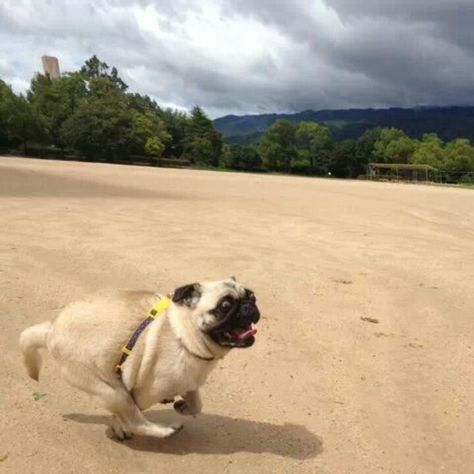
top-left (59, 361), bottom-right (182, 439)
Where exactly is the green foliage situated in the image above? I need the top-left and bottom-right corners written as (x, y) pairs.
top-left (0, 79), bottom-right (18, 145)
top-left (160, 109), bottom-right (189, 158)
top-left (409, 133), bottom-right (474, 174)
top-left (60, 76), bottom-right (130, 158)
top-left (1, 56), bottom-right (474, 181)
top-left (410, 133), bottom-right (444, 168)
top-left (184, 106), bottom-right (223, 166)
top-left (330, 140), bottom-right (357, 178)
top-left (188, 137), bottom-right (213, 165)
top-left (258, 120), bottom-right (334, 174)
top-left (27, 72), bottom-right (88, 146)
top-left (128, 110), bottom-right (170, 156)
top-left (223, 144), bottom-right (262, 171)
top-left (372, 128), bottom-right (414, 163)
top-left (213, 107), bottom-right (474, 145)
top-left (258, 120), bottom-right (296, 172)
top-left (80, 55), bottom-right (128, 91)
top-left (144, 137), bottom-right (165, 158)
top-left (189, 105), bottom-right (213, 132)
top-left (256, 121), bottom-right (474, 179)
top-left (0, 56), bottom-right (224, 165)
top-left (0, 80), bottom-right (41, 151)
top-left (338, 127), bottom-right (384, 177)
top-left (295, 122), bottom-right (333, 173)
top-left (386, 137), bottom-right (416, 163)
top-left (354, 127), bottom-right (382, 163)
top-left (444, 138), bottom-right (474, 172)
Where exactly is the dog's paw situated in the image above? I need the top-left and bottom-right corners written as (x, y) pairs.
top-left (114, 432), bottom-right (134, 441)
top-left (173, 399), bottom-right (188, 414)
top-left (111, 416), bottom-right (125, 440)
top-left (174, 399), bottom-right (200, 416)
top-left (110, 416), bottom-right (134, 441)
top-left (163, 423), bottom-right (183, 438)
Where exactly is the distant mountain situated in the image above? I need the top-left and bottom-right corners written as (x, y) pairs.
top-left (213, 106), bottom-right (474, 144)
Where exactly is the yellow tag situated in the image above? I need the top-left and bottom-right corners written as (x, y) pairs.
top-left (148, 296), bottom-right (172, 318)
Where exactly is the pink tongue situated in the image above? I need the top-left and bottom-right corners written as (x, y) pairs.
top-left (232, 327), bottom-right (257, 340)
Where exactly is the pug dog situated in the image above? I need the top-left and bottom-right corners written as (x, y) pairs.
top-left (19, 278), bottom-right (260, 439)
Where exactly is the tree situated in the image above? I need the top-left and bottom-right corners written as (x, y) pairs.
top-left (258, 120), bottom-right (334, 175)
top-left (80, 55), bottom-right (128, 91)
top-left (410, 133), bottom-right (445, 169)
top-left (160, 108), bottom-right (189, 158)
top-left (295, 122), bottom-right (332, 173)
top-left (189, 105), bottom-right (213, 133)
top-left (189, 136), bottom-right (214, 165)
top-left (329, 140), bottom-right (357, 178)
top-left (372, 128), bottom-right (413, 163)
top-left (27, 72), bottom-right (87, 147)
top-left (0, 80), bottom-right (41, 152)
top-left (57, 72), bottom-right (88, 116)
top-left (258, 120), bottom-right (296, 172)
top-left (128, 93), bottom-right (162, 116)
top-left (0, 80), bottom-right (17, 146)
top-left (355, 127), bottom-right (382, 164)
top-left (1, 56), bottom-right (226, 165)
top-left (223, 145), bottom-right (262, 171)
top-left (383, 136), bottom-right (416, 163)
top-left (27, 73), bottom-right (61, 145)
top-left (127, 110), bottom-right (170, 156)
top-left (185, 106), bottom-right (223, 166)
top-left (60, 76), bottom-right (131, 159)
top-left (444, 138), bottom-right (474, 172)
top-left (144, 137), bottom-right (165, 159)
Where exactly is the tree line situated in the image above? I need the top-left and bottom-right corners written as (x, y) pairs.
top-left (0, 56), bottom-right (222, 166)
top-left (224, 121), bottom-right (474, 181)
top-left (1, 56), bottom-right (473, 182)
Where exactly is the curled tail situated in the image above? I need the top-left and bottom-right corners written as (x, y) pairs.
top-left (19, 321), bottom-right (52, 381)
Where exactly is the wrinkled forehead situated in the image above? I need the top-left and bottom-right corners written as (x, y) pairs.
top-left (200, 279), bottom-right (246, 307)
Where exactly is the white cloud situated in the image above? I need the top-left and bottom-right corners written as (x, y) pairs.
top-left (0, 0), bottom-right (473, 117)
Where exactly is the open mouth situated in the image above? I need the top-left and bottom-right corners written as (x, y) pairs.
top-left (211, 324), bottom-right (257, 348)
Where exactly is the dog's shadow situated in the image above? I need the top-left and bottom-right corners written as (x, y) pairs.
top-left (64, 410), bottom-right (323, 459)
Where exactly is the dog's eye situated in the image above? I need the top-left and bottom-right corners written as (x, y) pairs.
top-left (220, 299), bottom-right (232, 311)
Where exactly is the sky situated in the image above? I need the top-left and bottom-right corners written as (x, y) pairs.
top-left (1, 0), bottom-right (474, 118)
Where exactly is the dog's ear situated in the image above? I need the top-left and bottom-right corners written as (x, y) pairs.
top-left (172, 283), bottom-right (201, 307)
top-left (229, 276), bottom-right (237, 282)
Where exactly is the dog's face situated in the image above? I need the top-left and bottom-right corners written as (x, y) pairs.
top-left (172, 278), bottom-right (260, 348)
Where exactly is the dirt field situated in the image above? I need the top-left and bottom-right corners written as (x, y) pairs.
top-left (0, 156), bottom-right (473, 474)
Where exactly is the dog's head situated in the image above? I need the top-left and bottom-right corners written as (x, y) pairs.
top-left (172, 278), bottom-right (260, 348)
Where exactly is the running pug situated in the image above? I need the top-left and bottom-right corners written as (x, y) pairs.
top-left (19, 278), bottom-right (260, 439)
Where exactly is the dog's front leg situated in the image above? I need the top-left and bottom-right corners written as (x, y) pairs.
top-left (117, 395), bottom-right (183, 438)
top-left (174, 389), bottom-right (202, 416)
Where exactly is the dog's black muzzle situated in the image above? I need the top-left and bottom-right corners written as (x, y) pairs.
top-left (209, 290), bottom-right (260, 348)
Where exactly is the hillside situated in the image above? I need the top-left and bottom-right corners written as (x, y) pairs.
top-left (214, 106), bottom-right (474, 143)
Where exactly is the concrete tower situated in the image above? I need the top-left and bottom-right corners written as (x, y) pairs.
top-left (41, 55), bottom-right (60, 79)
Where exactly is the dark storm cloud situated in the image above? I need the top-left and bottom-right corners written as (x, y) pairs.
top-left (1, 0), bottom-right (473, 116)
top-left (224, 0), bottom-right (474, 110)
top-left (329, 0), bottom-right (474, 52)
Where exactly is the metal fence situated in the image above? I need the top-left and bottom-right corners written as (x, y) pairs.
top-left (366, 163), bottom-right (474, 185)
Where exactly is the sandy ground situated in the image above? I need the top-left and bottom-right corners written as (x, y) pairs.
top-left (0, 156), bottom-right (473, 474)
